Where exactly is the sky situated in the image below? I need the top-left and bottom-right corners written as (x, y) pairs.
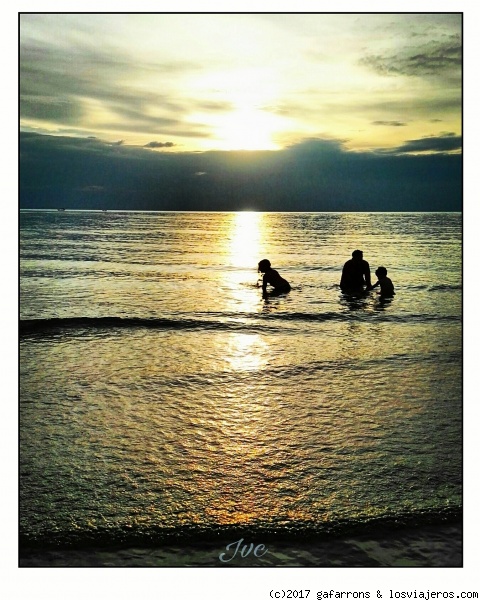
top-left (19, 12), bottom-right (462, 211)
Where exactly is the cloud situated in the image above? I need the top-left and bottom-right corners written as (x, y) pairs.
top-left (144, 141), bottom-right (175, 148)
top-left (285, 136), bottom-right (349, 154)
top-left (20, 132), bottom-right (462, 213)
top-left (378, 133), bottom-right (462, 155)
top-left (20, 96), bottom-right (85, 125)
top-left (359, 35), bottom-right (461, 78)
top-left (19, 36), bottom-right (213, 139)
top-left (266, 92), bottom-right (460, 137)
top-left (372, 121), bottom-right (407, 127)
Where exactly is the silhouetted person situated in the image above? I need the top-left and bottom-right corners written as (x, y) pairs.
top-left (258, 259), bottom-right (291, 298)
top-left (372, 266), bottom-right (395, 297)
top-left (340, 250), bottom-right (372, 292)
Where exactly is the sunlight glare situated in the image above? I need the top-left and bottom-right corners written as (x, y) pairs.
top-left (220, 211), bottom-right (266, 313)
top-left (188, 68), bottom-right (290, 151)
top-left (215, 108), bottom-right (283, 151)
top-left (229, 211), bottom-right (263, 269)
top-left (226, 333), bottom-right (270, 373)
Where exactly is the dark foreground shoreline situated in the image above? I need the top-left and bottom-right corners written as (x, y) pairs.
top-left (19, 522), bottom-right (462, 567)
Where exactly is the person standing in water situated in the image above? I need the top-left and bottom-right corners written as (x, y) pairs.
top-left (340, 249), bottom-right (372, 292)
top-left (258, 259), bottom-right (291, 298)
top-left (372, 266), bottom-right (395, 297)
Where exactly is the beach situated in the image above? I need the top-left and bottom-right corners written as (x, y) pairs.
top-left (20, 211), bottom-right (462, 568)
top-left (20, 523), bottom-right (462, 567)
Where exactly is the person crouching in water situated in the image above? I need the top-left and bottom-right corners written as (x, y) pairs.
top-left (372, 266), bottom-right (395, 297)
top-left (340, 249), bottom-right (373, 292)
top-left (258, 259), bottom-right (291, 298)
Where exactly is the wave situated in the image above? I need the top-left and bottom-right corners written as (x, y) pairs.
top-left (19, 311), bottom-right (461, 336)
top-left (19, 505), bottom-right (461, 551)
top-left (19, 316), bottom-right (285, 336)
top-left (408, 284), bottom-right (462, 292)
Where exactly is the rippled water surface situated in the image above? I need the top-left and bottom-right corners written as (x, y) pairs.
top-left (20, 211), bottom-right (462, 561)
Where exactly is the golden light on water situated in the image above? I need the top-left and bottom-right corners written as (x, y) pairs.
top-left (229, 211), bottom-right (263, 268)
top-left (217, 211), bottom-right (266, 313)
top-left (225, 332), bottom-right (270, 373)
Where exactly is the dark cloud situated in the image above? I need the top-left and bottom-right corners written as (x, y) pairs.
top-left (285, 137), bottom-right (349, 156)
top-left (372, 121), bottom-right (407, 127)
top-left (378, 133), bottom-right (462, 155)
top-left (20, 41), bottom-right (201, 93)
top-left (20, 96), bottom-right (85, 124)
top-left (359, 35), bottom-right (461, 78)
top-left (19, 39), bottom-right (212, 138)
top-left (144, 141), bottom-right (175, 148)
top-left (20, 132), bottom-right (462, 212)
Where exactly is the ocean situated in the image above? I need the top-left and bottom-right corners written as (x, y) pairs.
top-left (19, 210), bottom-right (462, 567)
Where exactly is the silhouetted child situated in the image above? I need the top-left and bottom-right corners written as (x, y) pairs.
top-left (372, 267), bottom-right (395, 296)
top-left (258, 259), bottom-right (291, 297)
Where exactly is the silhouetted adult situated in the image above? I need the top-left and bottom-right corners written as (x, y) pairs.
top-left (340, 250), bottom-right (372, 291)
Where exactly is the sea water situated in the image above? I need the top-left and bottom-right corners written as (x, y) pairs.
top-left (19, 211), bottom-right (462, 566)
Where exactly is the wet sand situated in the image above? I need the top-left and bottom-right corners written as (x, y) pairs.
top-left (19, 523), bottom-right (462, 568)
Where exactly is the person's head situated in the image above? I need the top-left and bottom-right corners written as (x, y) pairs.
top-left (258, 259), bottom-right (271, 273)
top-left (375, 266), bottom-right (387, 279)
top-left (352, 249), bottom-right (363, 261)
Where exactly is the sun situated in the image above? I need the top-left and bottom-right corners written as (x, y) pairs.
top-left (188, 67), bottom-right (291, 151)
top-left (215, 108), bottom-right (283, 151)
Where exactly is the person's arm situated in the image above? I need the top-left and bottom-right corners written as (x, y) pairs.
top-left (262, 274), bottom-right (268, 296)
top-left (364, 262), bottom-right (372, 288)
top-left (340, 264), bottom-right (347, 288)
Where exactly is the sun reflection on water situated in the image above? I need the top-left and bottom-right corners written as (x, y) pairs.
top-left (219, 211), bottom-right (268, 313)
top-left (205, 211), bottom-right (282, 525)
top-left (229, 211), bottom-right (263, 268)
top-left (225, 332), bottom-right (270, 373)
